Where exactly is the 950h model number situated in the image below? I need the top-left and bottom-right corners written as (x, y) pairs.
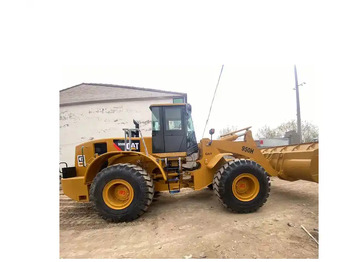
top-left (242, 146), bottom-right (254, 154)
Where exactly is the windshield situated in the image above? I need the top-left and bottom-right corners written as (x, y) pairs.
top-left (187, 115), bottom-right (194, 133)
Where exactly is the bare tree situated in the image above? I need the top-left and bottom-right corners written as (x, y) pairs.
top-left (257, 120), bottom-right (318, 143)
top-left (218, 125), bottom-right (238, 138)
top-left (256, 125), bottom-right (279, 139)
top-left (300, 121), bottom-right (319, 142)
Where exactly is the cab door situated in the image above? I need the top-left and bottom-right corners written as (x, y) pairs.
top-left (163, 106), bottom-right (187, 152)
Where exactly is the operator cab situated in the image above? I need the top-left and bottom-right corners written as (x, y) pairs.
top-left (150, 103), bottom-right (198, 155)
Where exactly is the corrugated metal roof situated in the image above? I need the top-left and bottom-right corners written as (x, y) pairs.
top-left (60, 83), bottom-right (187, 106)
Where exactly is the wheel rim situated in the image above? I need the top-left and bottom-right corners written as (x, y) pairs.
top-left (103, 179), bottom-right (134, 209)
top-left (232, 173), bottom-right (260, 201)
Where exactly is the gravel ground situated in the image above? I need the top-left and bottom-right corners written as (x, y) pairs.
top-left (60, 177), bottom-right (318, 259)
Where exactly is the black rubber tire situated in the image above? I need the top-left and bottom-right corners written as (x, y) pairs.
top-left (153, 191), bottom-right (161, 198)
top-left (213, 159), bottom-right (270, 213)
top-left (90, 163), bottom-right (154, 222)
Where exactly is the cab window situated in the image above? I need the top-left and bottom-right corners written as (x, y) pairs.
top-left (152, 107), bottom-right (161, 131)
top-left (165, 107), bottom-right (182, 131)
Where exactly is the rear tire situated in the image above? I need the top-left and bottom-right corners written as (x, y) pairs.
top-left (90, 163), bottom-right (154, 222)
top-left (213, 159), bottom-right (270, 213)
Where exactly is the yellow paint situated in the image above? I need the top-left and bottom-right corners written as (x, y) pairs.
top-left (219, 134), bottom-right (239, 141)
top-left (152, 152), bottom-right (187, 158)
top-left (102, 179), bottom-right (134, 210)
top-left (190, 131), bottom-right (280, 190)
top-left (202, 131), bottom-right (279, 177)
top-left (83, 151), bottom-right (167, 184)
top-left (206, 153), bottom-right (233, 169)
top-left (154, 181), bottom-right (182, 191)
top-left (61, 176), bottom-right (89, 202)
top-left (232, 173), bottom-right (260, 201)
top-left (261, 142), bottom-right (318, 182)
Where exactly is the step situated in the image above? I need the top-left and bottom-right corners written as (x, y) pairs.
top-left (164, 167), bottom-right (179, 171)
top-left (167, 177), bottom-right (179, 182)
top-left (169, 189), bottom-right (180, 194)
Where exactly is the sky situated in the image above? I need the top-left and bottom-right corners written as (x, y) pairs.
top-left (62, 65), bottom-right (317, 140)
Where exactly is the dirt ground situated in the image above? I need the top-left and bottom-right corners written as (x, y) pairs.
top-left (60, 177), bottom-right (318, 259)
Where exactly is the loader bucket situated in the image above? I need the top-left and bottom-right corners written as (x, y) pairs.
top-left (260, 142), bottom-right (318, 183)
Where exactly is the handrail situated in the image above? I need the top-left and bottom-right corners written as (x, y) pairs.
top-left (220, 126), bottom-right (252, 138)
top-left (122, 128), bottom-right (149, 156)
top-left (81, 146), bottom-right (86, 167)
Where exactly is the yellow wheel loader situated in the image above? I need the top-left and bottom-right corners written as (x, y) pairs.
top-left (60, 103), bottom-right (318, 222)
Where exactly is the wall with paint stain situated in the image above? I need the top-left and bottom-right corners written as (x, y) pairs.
top-left (60, 98), bottom-right (173, 166)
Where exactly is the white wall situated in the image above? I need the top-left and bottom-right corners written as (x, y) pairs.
top-left (59, 98), bottom-right (173, 166)
top-left (258, 138), bottom-right (290, 148)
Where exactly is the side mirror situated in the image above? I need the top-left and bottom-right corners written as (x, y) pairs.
top-left (208, 128), bottom-right (215, 146)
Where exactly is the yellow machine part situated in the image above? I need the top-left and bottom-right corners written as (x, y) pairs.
top-left (61, 176), bottom-right (89, 202)
top-left (103, 179), bottom-right (134, 210)
top-left (261, 142), bottom-right (319, 183)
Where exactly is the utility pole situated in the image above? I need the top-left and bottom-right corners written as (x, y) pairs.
top-left (294, 65), bottom-right (302, 143)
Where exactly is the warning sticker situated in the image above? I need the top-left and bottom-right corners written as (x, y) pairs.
top-left (77, 155), bottom-right (86, 167)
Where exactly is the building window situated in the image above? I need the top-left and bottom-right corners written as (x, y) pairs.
top-left (173, 97), bottom-right (184, 103)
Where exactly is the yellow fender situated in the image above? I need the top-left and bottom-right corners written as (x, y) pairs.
top-left (83, 151), bottom-right (167, 184)
top-left (206, 153), bottom-right (233, 169)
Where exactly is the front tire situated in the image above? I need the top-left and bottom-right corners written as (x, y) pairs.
top-left (90, 163), bottom-right (154, 222)
top-left (213, 159), bottom-right (270, 213)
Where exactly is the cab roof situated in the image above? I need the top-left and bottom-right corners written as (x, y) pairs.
top-left (150, 103), bottom-right (187, 108)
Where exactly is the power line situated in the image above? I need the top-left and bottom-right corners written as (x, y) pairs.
top-left (202, 65), bottom-right (224, 139)
top-left (294, 65), bottom-right (302, 143)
